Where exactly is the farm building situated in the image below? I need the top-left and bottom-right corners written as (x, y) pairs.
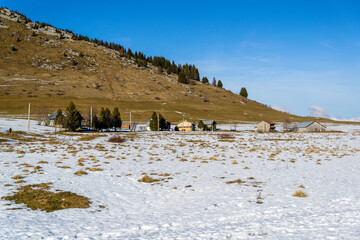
top-left (203, 120), bottom-right (217, 131)
top-left (256, 121), bottom-right (276, 133)
top-left (296, 121), bottom-right (326, 132)
top-left (177, 120), bottom-right (195, 131)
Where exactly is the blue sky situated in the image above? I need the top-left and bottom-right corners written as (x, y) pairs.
top-left (2, 0), bottom-right (360, 120)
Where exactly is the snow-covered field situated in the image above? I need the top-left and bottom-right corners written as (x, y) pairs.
top-left (1, 118), bottom-right (360, 239)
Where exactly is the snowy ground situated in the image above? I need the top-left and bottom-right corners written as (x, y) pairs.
top-left (1, 118), bottom-right (360, 239)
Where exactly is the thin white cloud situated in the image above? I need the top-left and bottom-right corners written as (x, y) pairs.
top-left (271, 105), bottom-right (289, 113)
top-left (330, 116), bottom-right (360, 122)
top-left (308, 105), bottom-right (329, 118)
top-left (319, 41), bottom-right (336, 50)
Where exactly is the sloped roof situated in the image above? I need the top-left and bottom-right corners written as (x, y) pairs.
top-left (177, 120), bottom-right (194, 126)
top-left (49, 111), bottom-right (57, 120)
top-left (297, 121), bottom-right (327, 128)
top-left (203, 120), bottom-right (216, 125)
top-left (264, 120), bottom-right (275, 125)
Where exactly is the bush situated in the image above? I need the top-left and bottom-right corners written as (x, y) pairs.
top-left (108, 136), bottom-right (126, 143)
top-left (218, 133), bottom-right (234, 139)
top-left (293, 190), bottom-right (308, 197)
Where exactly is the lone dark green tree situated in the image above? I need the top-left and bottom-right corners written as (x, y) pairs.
top-left (240, 87), bottom-right (248, 98)
top-left (212, 77), bottom-right (217, 86)
top-left (112, 107), bottom-right (122, 131)
top-left (217, 80), bottom-right (223, 88)
top-left (65, 102), bottom-right (81, 131)
top-left (150, 112), bottom-right (158, 131)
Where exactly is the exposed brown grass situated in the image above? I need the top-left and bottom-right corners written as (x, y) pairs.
top-left (218, 133), bottom-right (235, 139)
top-left (226, 179), bottom-right (245, 184)
top-left (293, 190), bottom-right (308, 197)
top-left (108, 136), bottom-right (126, 143)
top-left (138, 174), bottom-right (159, 183)
top-left (74, 170), bottom-right (88, 176)
top-left (2, 183), bottom-right (90, 212)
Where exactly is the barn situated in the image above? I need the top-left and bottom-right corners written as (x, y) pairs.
top-left (296, 121), bottom-right (326, 132)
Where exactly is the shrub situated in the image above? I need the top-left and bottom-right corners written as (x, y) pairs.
top-left (226, 179), bottom-right (244, 184)
top-left (138, 174), bottom-right (159, 183)
top-left (218, 133), bottom-right (235, 139)
top-left (74, 170), bottom-right (87, 176)
top-left (108, 136), bottom-right (126, 143)
top-left (293, 190), bottom-right (308, 197)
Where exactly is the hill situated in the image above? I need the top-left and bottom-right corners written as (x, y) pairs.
top-left (0, 8), bottom-right (327, 123)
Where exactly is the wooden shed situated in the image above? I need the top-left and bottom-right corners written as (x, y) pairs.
top-left (296, 121), bottom-right (326, 132)
top-left (256, 121), bottom-right (275, 133)
top-left (177, 120), bottom-right (195, 131)
top-left (202, 120), bottom-right (217, 131)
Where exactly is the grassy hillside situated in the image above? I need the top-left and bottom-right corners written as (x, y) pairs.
top-left (0, 8), bottom-right (331, 123)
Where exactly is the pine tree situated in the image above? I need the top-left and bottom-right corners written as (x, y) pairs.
top-left (150, 112), bottom-right (158, 131)
top-left (99, 107), bottom-right (111, 130)
top-left (178, 71), bottom-right (187, 84)
top-left (212, 77), bottom-right (216, 86)
top-left (65, 102), bottom-right (81, 131)
top-left (198, 120), bottom-right (204, 130)
top-left (240, 87), bottom-right (248, 98)
top-left (201, 77), bottom-right (209, 84)
top-left (217, 80), bottom-right (223, 88)
top-left (55, 109), bottom-right (64, 125)
top-left (112, 107), bottom-right (122, 131)
top-left (159, 114), bottom-right (168, 130)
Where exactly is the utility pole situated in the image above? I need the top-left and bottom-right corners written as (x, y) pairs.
top-left (90, 106), bottom-right (93, 130)
top-left (158, 112), bottom-right (160, 131)
top-left (27, 103), bottom-right (31, 135)
top-left (129, 112), bottom-right (132, 132)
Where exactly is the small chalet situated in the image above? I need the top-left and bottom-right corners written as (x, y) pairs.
top-left (177, 120), bottom-right (195, 131)
top-left (202, 120), bottom-right (217, 131)
top-left (256, 120), bottom-right (275, 133)
top-left (296, 121), bottom-right (326, 132)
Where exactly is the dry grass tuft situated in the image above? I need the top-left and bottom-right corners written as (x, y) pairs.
top-left (12, 174), bottom-right (23, 180)
top-left (108, 136), bottom-right (126, 143)
top-left (2, 183), bottom-right (90, 212)
top-left (74, 170), bottom-right (88, 176)
top-left (293, 190), bottom-right (308, 198)
top-left (232, 160), bottom-right (238, 164)
top-left (88, 167), bottom-right (103, 171)
top-left (218, 133), bottom-right (235, 139)
top-left (226, 179), bottom-right (245, 184)
top-left (138, 174), bottom-right (159, 183)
